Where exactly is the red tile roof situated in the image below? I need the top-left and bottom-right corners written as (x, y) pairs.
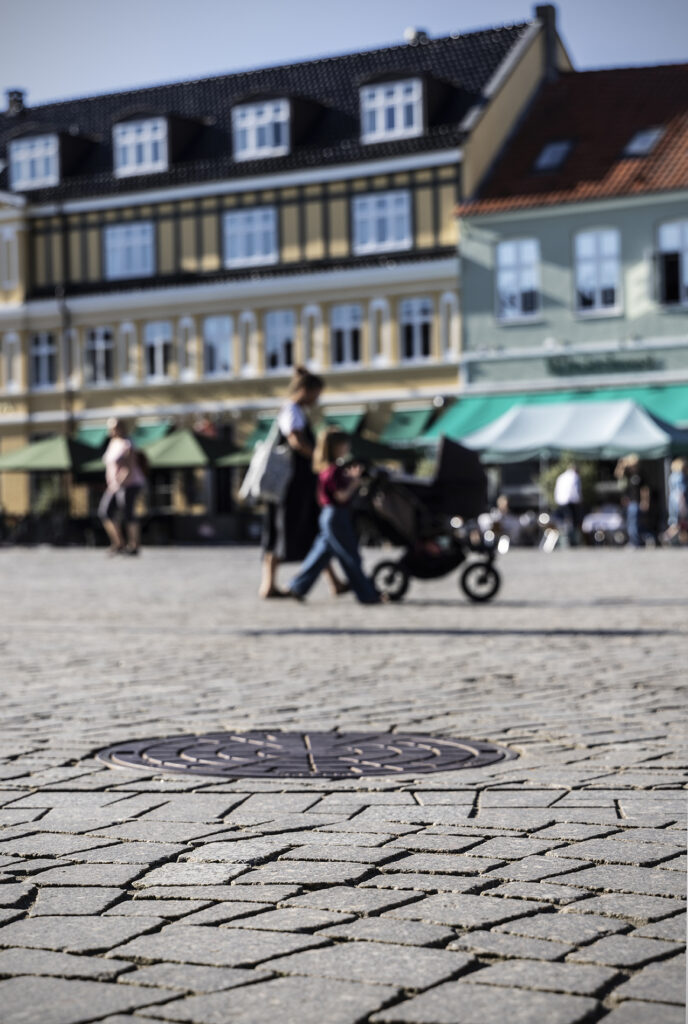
top-left (459, 65), bottom-right (688, 216)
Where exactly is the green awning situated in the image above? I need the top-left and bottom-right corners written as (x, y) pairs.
top-left (425, 385), bottom-right (688, 441)
top-left (380, 406), bottom-right (435, 444)
top-left (322, 407), bottom-right (366, 433)
top-left (76, 424), bottom-right (109, 449)
top-left (216, 450), bottom-right (253, 467)
top-left (0, 436), bottom-right (99, 472)
top-left (131, 421), bottom-right (173, 446)
top-left (143, 429), bottom-right (236, 469)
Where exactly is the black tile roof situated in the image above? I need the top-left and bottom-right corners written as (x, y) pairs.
top-left (0, 24), bottom-right (530, 203)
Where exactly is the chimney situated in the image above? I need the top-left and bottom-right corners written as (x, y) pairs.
top-left (535, 5), bottom-right (558, 82)
top-left (6, 89), bottom-right (26, 116)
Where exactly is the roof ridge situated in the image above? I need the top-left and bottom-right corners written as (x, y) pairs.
top-left (4, 21), bottom-right (531, 113)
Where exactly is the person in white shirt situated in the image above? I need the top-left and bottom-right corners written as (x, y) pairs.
top-left (554, 463), bottom-right (583, 547)
top-left (98, 418), bottom-right (146, 555)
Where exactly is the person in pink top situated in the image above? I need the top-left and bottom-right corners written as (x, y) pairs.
top-left (98, 418), bottom-right (146, 555)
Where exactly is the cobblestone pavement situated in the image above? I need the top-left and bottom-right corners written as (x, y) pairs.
top-left (0, 546), bottom-right (686, 1024)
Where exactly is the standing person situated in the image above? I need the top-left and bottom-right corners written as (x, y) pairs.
top-left (288, 430), bottom-right (380, 604)
top-left (554, 462), bottom-right (583, 547)
top-left (663, 458), bottom-right (688, 545)
top-left (615, 454), bottom-right (644, 548)
top-left (99, 418), bottom-right (146, 555)
top-left (260, 367), bottom-right (346, 599)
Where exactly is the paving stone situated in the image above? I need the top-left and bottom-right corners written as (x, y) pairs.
top-left (109, 924), bottom-right (325, 967)
top-left (137, 795), bottom-right (246, 821)
top-left (536, 823), bottom-right (621, 841)
top-left (287, 830), bottom-right (389, 847)
top-left (265, 941), bottom-right (470, 988)
top-left (563, 894), bottom-right (687, 924)
top-left (635, 913), bottom-right (686, 940)
top-left (0, 834), bottom-right (116, 858)
top-left (0, 947), bottom-right (133, 980)
top-left (612, 955), bottom-right (686, 1004)
top-left (222, 907), bottom-right (353, 932)
top-left (136, 884), bottom-right (301, 902)
top-left (28, 863), bottom-right (146, 887)
top-left (488, 881), bottom-right (587, 905)
top-left (281, 886), bottom-right (420, 915)
top-left (178, 901), bottom-right (272, 925)
top-left (551, 865), bottom-right (687, 897)
top-left (556, 838), bottom-right (682, 865)
top-left (0, 915), bottom-right (165, 953)
top-left (463, 958), bottom-right (619, 996)
top-left (231, 860), bottom-right (372, 885)
top-left (370, 980), bottom-right (597, 1023)
top-left (478, 790), bottom-right (566, 807)
top-left (361, 872), bottom-right (480, 893)
top-left (569, 934), bottom-right (681, 967)
top-left (384, 853), bottom-right (503, 875)
top-left (279, 844), bottom-right (397, 863)
top-left (600, 1002), bottom-right (686, 1024)
top-left (468, 837), bottom-right (560, 858)
top-left (118, 962), bottom-right (272, 992)
top-left (227, 794), bottom-right (320, 816)
top-left (0, 883), bottom-right (34, 907)
top-left (321, 917), bottom-right (456, 947)
top-left (181, 838), bottom-right (291, 863)
top-left (31, 886), bottom-right (123, 916)
top-left (104, 899), bottom-right (211, 918)
top-left (141, 975), bottom-right (397, 1024)
top-left (0, 975), bottom-right (170, 1024)
top-left (383, 894), bottom-right (545, 927)
top-left (67, 841), bottom-right (187, 864)
top-left (485, 856), bottom-right (589, 882)
top-left (495, 910), bottom-right (625, 943)
top-left (134, 863), bottom-right (249, 887)
top-left (448, 930), bottom-right (572, 961)
top-left (85, 822), bottom-right (230, 844)
top-left (384, 835), bottom-right (483, 853)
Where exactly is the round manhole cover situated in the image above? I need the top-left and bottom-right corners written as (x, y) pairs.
top-left (96, 731), bottom-right (516, 780)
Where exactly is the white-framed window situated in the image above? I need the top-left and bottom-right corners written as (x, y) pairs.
top-left (144, 321), bottom-right (173, 380)
top-left (232, 101), bottom-right (289, 161)
top-left (3, 332), bottom-right (20, 392)
top-left (9, 135), bottom-right (59, 190)
top-left (657, 220), bottom-right (688, 307)
top-left (0, 228), bottom-right (19, 289)
top-left (331, 304), bottom-right (362, 366)
top-left (400, 297), bottom-right (433, 361)
top-left (113, 118), bottom-right (168, 176)
top-left (84, 327), bottom-right (114, 386)
top-left (104, 222), bottom-right (155, 280)
top-left (203, 315), bottom-right (233, 377)
top-left (496, 239), bottom-right (541, 321)
top-left (264, 310), bottom-right (295, 372)
top-left (624, 127), bottom-right (664, 157)
top-left (352, 191), bottom-right (412, 255)
top-left (30, 332), bottom-right (57, 389)
top-left (575, 229), bottom-right (621, 313)
top-left (223, 207), bottom-right (278, 267)
top-left (360, 79), bottom-right (423, 143)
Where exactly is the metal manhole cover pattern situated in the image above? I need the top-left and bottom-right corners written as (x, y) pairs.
top-left (96, 731), bottom-right (516, 779)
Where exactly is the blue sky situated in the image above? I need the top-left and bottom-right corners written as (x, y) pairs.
top-left (1, 0), bottom-right (687, 107)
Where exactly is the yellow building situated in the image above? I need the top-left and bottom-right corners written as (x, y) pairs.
top-left (0, 7), bottom-right (571, 515)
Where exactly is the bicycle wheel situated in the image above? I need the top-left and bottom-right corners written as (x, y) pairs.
top-left (460, 562), bottom-right (500, 603)
top-left (373, 561), bottom-right (410, 602)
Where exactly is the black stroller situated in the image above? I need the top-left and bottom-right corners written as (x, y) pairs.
top-left (354, 438), bottom-right (502, 603)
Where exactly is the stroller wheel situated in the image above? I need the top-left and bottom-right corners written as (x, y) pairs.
top-left (373, 561), bottom-right (409, 602)
top-left (460, 562), bottom-right (500, 603)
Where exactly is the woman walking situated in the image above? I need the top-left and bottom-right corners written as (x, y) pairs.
top-left (260, 367), bottom-right (345, 598)
top-left (99, 418), bottom-right (145, 555)
top-left (287, 429), bottom-right (380, 604)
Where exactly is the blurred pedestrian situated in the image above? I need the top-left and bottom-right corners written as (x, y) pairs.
top-left (615, 454), bottom-right (644, 548)
top-left (99, 418), bottom-right (145, 555)
top-left (287, 429), bottom-right (380, 603)
top-left (554, 462), bottom-right (583, 547)
top-left (663, 457), bottom-right (687, 545)
top-left (260, 367), bottom-right (346, 599)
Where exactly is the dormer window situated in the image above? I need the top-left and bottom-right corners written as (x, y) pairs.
top-left (232, 101), bottom-right (290, 161)
top-left (624, 127), bottom-right (664, 157)
top-left (113, 117), bottom-right (168, 177)
top-left (533, 140), bottom-right (572, 172)
top-left (9, 135), bottom-right (59, 190)
top-left (360, 80), bottom-right (423, 143)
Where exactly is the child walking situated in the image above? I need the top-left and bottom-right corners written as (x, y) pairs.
top-left (288, 430), bottom-right (380, 604)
